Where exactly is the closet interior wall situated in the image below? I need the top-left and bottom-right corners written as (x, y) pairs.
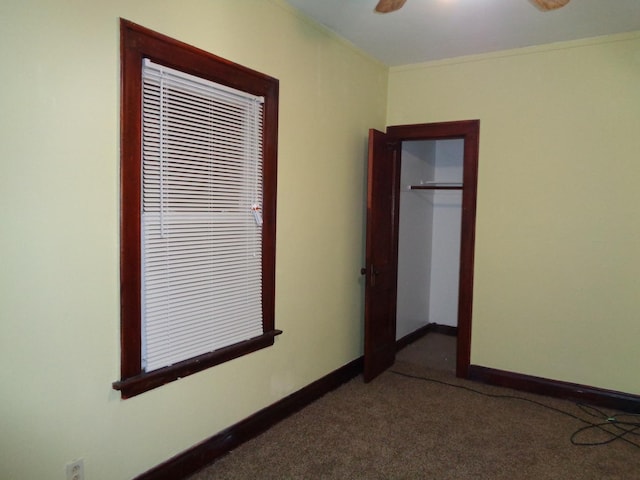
top-left (396, 139), bottom-right (464, 340)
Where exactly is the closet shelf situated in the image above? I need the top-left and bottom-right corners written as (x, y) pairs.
top-left (409, 183), bottom-right (463, 191)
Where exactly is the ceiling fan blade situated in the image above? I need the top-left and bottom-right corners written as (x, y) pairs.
top-left (531, 0), bottom-right (570, 11)
top-left (374, 0), bottom-right (407, 14)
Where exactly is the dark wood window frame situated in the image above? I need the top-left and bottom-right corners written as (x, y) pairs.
top-left (114, 19), bottom-right (280, 399)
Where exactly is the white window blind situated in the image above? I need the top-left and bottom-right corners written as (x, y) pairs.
top-left (141, 58), bottom-right (265, 372)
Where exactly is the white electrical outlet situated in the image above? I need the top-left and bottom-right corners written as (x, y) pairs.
top-left (65, 458), bottom-right (84, 480)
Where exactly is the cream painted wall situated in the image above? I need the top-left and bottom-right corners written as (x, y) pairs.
top-left (388, 33), bottom-right (640, 395)
top-left (0, 1), bottom-right (387, 479)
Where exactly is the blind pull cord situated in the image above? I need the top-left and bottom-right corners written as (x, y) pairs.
top-left (159, 72), bottom-right (166, 238)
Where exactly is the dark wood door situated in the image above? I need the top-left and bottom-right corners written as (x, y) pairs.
top-left (363, 129), bottom-right (400, 382)
top-left (363, 120), bottom-right (479, 382)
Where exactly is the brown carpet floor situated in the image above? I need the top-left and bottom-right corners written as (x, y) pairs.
top-left (188, 334), bottom-right (640, 479)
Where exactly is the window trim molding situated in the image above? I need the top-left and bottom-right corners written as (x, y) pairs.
top-left (115, 19), bottom-right (279, 399)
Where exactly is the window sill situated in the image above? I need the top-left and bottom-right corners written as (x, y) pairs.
top-left (113, 329), bottom-right (282, 399)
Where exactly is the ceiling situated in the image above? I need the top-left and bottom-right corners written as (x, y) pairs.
top-left (284, 0), bottom-right (640, 66)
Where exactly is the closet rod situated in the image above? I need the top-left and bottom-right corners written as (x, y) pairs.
top-left (409, 185), bottom-right (463, 190)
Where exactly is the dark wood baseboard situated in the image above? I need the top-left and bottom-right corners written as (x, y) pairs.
top-left (396, 324), bottom-right (431, 351)
top-left (135, 357), bottom-right (364, 480)
top-left (469, 365), bottom-right (640, 413)
top-left (396, 323), bottom-right (458, 352)
top-left (427, 323), bottom-right (458, 337)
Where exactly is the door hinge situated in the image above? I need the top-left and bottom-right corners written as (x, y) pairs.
top-left (361, 265), bottom-right (380, 286)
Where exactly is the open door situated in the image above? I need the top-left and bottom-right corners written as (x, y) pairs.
top-left (363, 120), bottom-right (479, 382)
top-left (363, 129), bottom-right (400, 382)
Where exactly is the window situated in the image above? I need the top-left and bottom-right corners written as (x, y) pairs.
top-left (114, 19), bottom-right (279, 398)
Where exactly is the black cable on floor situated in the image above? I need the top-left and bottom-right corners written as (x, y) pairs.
top-left (390, 369), bottom-right (640, 449)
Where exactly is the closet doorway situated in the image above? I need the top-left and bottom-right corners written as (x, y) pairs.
top-left (363, 120), bottom-right (479, 382)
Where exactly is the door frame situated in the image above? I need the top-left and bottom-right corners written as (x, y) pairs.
top-left (383, 120), bottom-right (479, 378)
